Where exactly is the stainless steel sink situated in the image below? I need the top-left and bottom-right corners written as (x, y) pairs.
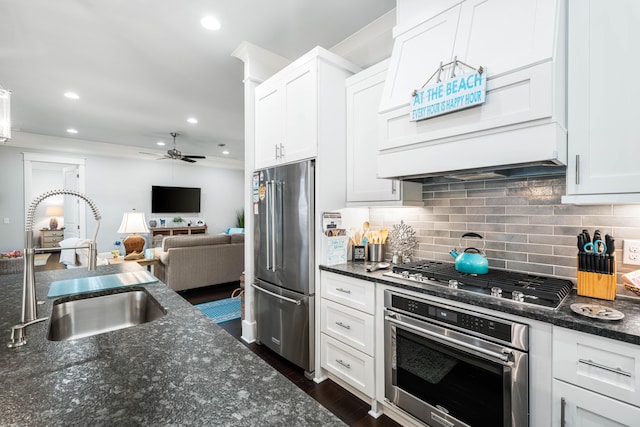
top-left (47, 287), bottom-right (166, 342)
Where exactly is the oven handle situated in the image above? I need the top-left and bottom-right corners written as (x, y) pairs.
top-left (385, 314), bottom-right (513, 364)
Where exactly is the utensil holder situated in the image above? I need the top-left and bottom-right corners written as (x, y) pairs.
top-left (576, 255), bottom-right (617, 300)
top-left (368, 244), bottom-right (384, 262)
top-left (352, 245), bottom-right (366, 261)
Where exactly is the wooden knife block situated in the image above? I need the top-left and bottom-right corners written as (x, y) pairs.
top-left (576, 256), bottom-right (617, 300)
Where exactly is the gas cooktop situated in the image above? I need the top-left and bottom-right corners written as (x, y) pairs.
top-left (383, 261), bottom-right (574, 309)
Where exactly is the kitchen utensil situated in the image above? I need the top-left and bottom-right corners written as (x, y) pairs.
top-left (449, 232), bottom-right (488, 275)
top-left (380, 229), bottom-right (389, 244)
top-left (362, 221), bottom-right (370, 242)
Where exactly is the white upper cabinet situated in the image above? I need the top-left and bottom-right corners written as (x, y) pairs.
top-left (377, 0), bottom-right (567, 179)
top-left (255, 47), bottom-right (360, 170)
top-left (346, 59), bottom-right (422, 205)
top-left (563, 0), bottom-right (640, 204)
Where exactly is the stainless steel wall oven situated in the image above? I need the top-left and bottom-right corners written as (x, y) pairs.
top-left (384, 290), bottom-right (529, 427)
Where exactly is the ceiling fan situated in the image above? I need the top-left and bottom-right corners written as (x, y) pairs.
top-left (163, 132), bottom-right (206, 163)
top-left (141, 132), bottom-right (206, 163)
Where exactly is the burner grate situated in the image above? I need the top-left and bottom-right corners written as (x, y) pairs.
top-left (392, 262), bottom-right (573, 305)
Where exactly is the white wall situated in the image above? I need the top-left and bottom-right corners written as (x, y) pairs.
top-left (0, 143), bottom-right (244, 253)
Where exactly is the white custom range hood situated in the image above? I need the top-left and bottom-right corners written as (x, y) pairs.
top-left (377, 0), bottom-right (567, 181)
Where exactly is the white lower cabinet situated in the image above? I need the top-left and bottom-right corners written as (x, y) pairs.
top-left (552, 326), bottom-right (640, 425)
top-left (320, 271), bottom-right (376, 399)
top-left (321, 334), bottom-right (374, 397)
top-left (553, 380), bottom-right (640, 426)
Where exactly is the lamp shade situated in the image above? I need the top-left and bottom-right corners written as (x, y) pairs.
top-left (45, 206), bottom-right (64, 217)
top-left (117, 210), bottom-right (150, 234)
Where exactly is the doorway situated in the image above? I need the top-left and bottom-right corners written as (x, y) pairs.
top-left (22, 153), bottom-right (86, 248)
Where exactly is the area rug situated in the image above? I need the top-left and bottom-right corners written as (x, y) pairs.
top-left (34, 253), bottom-right (51, 266)
top-left (196, 298), bottom-right (241, 324)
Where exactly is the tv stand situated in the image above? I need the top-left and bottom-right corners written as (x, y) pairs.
top-left (150, 225), bottom-right (207, 247)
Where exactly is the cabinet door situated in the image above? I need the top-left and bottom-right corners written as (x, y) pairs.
top-left (281, 59), bottom-right (318, 163)
top-left (347, 63), bottom-right (402, 202)
top-left (553, 380), bottom-right (640, 426)
top-left (566, 0), bottom-right (640, 196)
top-left (255, 81), bottom-right (284, 169)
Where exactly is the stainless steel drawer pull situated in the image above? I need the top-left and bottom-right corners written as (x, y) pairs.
top-left (335, 287), bottom-right (352, 294)
top-left (578, 358), bottom-right (632, 377)
top-left (336, 359), bottom-right (351, 369)
top-left (335, 321), bottom-right (351, 330)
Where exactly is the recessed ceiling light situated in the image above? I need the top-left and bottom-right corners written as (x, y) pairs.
top-left (156, 141), bottom-right (165, 146)
top-left (222, 150), bottom-right (229, 155)
top-left (201, 16), bottom-right (221, 31)
top-left (64, 92), bottom-right (80, 100)
top-left (187, 117), bottom-right (198, 124)
top-left (66, 128), bottom-right (78, 134)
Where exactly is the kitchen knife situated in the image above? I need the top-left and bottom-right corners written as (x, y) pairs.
top-left (605, 234), bottom-right (615, 275)
top-left (577, 233), bottom-right (586, 271)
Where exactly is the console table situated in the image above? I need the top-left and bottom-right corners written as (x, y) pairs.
top-left (149, 226), bottom-right (207, 247)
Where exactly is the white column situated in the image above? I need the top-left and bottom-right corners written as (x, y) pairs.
top-left (231, 42), bottom-right (290, 343)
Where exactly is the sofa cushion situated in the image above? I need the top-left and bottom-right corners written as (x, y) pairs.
top-left (162, 234), bottom-right (229, 251)
top-left (229, 233), bottom-right (245, 244)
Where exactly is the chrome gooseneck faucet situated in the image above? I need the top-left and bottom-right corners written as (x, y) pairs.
top-left (7, 189), bottom-right (102, 348)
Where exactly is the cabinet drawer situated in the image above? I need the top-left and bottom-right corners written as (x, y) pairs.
top-left (321, 333), bottom-right (374, 397)
top-left (553, 379), bottom-right (640, 426)
top-left (320, 271), bottom-right (375, 314)
top-left (553, 327), bottom-right (640, 407)
top-left (321, 299), bottom-right (374, 356)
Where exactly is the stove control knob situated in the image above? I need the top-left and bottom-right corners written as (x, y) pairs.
top-left (448, 280), bottom-right (459, 289)
top-left (402, 271), bottom-right (410, 279)
top-left (512, 291), bottom-right (524, 302)
top-left (491, 287), bottom-right (503, 297)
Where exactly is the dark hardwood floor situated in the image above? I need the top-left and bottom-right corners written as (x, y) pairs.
top-left (180, 283), bottom-right (402, 427)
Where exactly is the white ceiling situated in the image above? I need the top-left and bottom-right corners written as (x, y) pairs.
top-left (0, 0), bottom-right (395, 163)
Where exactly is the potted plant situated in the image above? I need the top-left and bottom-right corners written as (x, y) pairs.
top-left (173, 216), bottom-right (184, 226)
top-left (235, 209), bottom-right (244, 228)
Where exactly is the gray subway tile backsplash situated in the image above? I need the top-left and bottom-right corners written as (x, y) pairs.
top-left (369, 174), bottom-right (640, 297)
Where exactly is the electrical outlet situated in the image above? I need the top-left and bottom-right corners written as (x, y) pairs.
top-left (623, 239), bottom-right (640, 265)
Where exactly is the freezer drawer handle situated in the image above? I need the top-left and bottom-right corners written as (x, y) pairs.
top-left (578, 358), bottom-right (632, 377)
top-left (252, 283), bottom-right (302, 306)
top-left (335, 321), bottom-right (351, 330)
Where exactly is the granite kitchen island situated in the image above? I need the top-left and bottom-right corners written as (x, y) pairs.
top-left (0, 263), bottom-right (344, 426)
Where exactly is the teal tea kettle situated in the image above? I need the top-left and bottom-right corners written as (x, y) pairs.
top-left (449, 232), bottom-right (489, 275)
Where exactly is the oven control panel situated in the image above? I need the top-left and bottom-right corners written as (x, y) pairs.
top-left (391, 294), bottom-right (512, 343)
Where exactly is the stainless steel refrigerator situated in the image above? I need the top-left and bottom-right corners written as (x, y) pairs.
top-left (252, 160), bottom-right (315, 378)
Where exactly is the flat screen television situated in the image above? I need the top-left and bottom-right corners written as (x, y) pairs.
top-left (151, 186), bottom-right (201, 213)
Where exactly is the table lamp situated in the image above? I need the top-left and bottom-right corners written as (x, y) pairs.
top-left (117, 209), bottom-right (150, 255)
top-left (45, 205), bottom-right (63, 230)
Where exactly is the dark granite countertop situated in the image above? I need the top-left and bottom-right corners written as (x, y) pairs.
top-left (321, 263), bottom-right (640, 346)
top-left (0, 264), bottom-right (345, 426)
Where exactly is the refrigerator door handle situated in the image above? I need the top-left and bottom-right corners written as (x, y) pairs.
top-left (269, 180), bottom-right (277, 271)
top-left (252, 282), bottom-right (302, 305)
top-left (265, 180), bottom-right (272, 271)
